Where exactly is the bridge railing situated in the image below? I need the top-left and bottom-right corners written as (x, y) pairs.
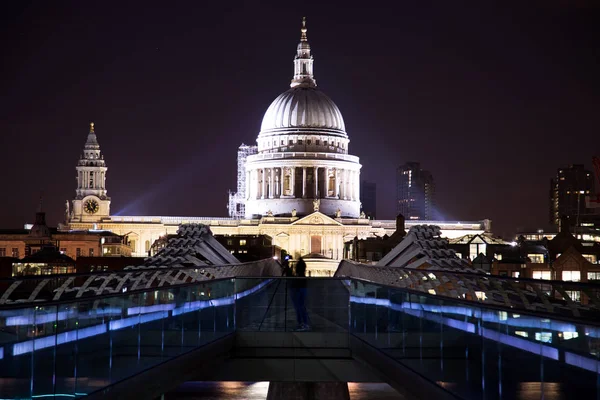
top-left (0, 258), bottom-right (281, 306)
top-left (349, 278), bottom-right (600, 399)
top-left (1, 275), bottom-right (600, 399)
top-left (336, 260), bottom-right (600, 323)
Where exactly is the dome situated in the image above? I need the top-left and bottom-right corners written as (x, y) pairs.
top-left (259, 87), bottom-right (346, 136)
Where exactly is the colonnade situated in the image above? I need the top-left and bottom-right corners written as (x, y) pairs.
top-left (246, 166), bottom-right (359, 201)
top-left (79, 170), bottom-right (106, 190)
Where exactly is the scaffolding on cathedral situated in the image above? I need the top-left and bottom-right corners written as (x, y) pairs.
top-left (227, 143), bottom-right (257, 218)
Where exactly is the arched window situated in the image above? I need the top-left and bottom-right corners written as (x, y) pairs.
top-left (145, 240), bottom-right (151, 252)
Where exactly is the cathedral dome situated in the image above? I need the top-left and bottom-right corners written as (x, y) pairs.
top-left (259, 86), bottom-right (346, 136)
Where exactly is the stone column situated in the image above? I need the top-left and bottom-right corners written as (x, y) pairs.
top-left (280, 168), bottom-right (285, 197)
top-left (302, 167), bottom-right (307, 198)
top-left (269, 168), bottom-right (274, 198)
top-left (355, 171), bottom-right (359, 200)
top-left (350, 170), bottom-right (355, 201)
top-left (325, 168), bottom-right (329, 198)
top-left (291, 167), bottom-right (296, 197)
top-left (261, 169), bottom-right (266, 199)
top-left (314, 166), bottom-right (319, 198)
top-left (335, 169), bottom-right (340, 198)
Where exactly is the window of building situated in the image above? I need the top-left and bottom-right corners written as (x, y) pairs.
top-left (562, 271), bottom-right (581, 282)
top-left (60, 248), bottom-right (67, 254)
top-left (469, 243), bottom-right (487, 260)
top-left (498, 271), bottom-right (508, 276)
top-left (89, 248), bottom-right (94, 257)
top-left (281, 140), bottom-right (284, 145)
top-left (145, 240), bottom-right (151, 252)
top-left (511, 271), bottom-right (520, 278)
top-left (76, 248), bottom-right (81, 257)
top-left (527, 253), bottom-right (545, 263)
top-left (494, 253), bottom-right (503, 261)
top-left (298, 139), bottom-right (303, 145)
top-left (0, 248), bottom-right (5, 257)
top-left (227, 239), bottom-right (233, 246)
top-left (12, 248), bottom-right (19, 258)
top-left (515, 331), bottom-right (528, 338)
top-left (565, 290), bottom-right (581, 302)
top-left (289, 140), bottom-right (293, 145)
top-left (239, 239), bottom-right (247, 246)
top-left (535, 332), bottom-right (552, 343)
top-left (307, 140), bottom-right (311, 145)
top-left (324, 141), bottom-right (328, 146)
top-left (583, 254), bottom-right (597, 264)
top-left (532, 270), bottom-right (551, 280)
top-left (587, 272), bottom-right (600, 281)
top-left (316, 140), bottom-right (320, 145)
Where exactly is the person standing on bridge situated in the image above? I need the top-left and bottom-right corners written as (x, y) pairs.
top-left (291, 257), bottom-right (309, 330)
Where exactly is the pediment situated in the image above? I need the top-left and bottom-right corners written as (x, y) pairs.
top-left (275, 232), bottom-right (290, 238)
top-left (291, 212), bottom-right (342, 226)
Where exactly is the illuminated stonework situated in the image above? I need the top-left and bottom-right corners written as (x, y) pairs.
top-left (70, 122), bottom-right (111, 222)
top-left (65, 21), bottom-right (492, 275)
top-left (244, 18), bottom-right (361, 218)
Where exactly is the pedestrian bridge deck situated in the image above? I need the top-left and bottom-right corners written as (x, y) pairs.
top-left (1, 272), bottom-right (600, 399)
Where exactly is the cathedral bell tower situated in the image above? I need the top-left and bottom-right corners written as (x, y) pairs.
top-left (70, 122), bottom-right (111, 222)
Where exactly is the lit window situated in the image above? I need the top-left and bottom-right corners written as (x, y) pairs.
top-left (565, 290), bottom-right (581, 302)
top-left (11, 248), bottom-right (19, 258)
top-left (562, 332), bottom-right (579, 340)
top-left (535, 332), bottom-right (552, 343)
top-left (511, 271), bottom-right (520, 278)
top-left (0, 248), bottom-right (5, 257)
top-left (587, 272), bottom-right (600, 281)
top-left (532, 270), bottom-right (551, 280)
top-left (583, 254), bottom-right (597, 263)
top-left (239, 240), bottom-right (247, 246)
top-left (562, 271), bottom-right (581, 282)
top-left (515, 331), bottom-right (528, 338)
top-left (527, 254), bottom-right (544, 263)
top-left (89, 248), bottom-right (94, 257)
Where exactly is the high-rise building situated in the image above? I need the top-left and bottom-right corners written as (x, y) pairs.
top-left (550, 164), bottom-right (595, 229)
top-left (360, 180), bottom-right (377, 219)
top-left (396, 162), bottom-right (434, 220)
top-left (228, 143), bottom-right (258, 218)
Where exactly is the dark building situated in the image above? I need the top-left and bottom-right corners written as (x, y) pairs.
top-left (75, 256), bottom-right (147, 273)
top-left (215, 235), bottom-right (281, 263)
top-left (344, 214), bottom-right (406, 263)
top-left (360, 180), bottom-right (377, 219)
top-left (550, 164), bottom-right (595, 229)
top-left (396, 162), bottom-right (434, 220)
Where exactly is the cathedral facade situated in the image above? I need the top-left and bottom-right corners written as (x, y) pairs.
top-left (67, 20), bottom-right (490, 275)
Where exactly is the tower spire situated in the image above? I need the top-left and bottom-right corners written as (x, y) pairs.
top-left (291, 17), bottom-right (316, 88)
top-left (301, 17), bottom-right (307, 42)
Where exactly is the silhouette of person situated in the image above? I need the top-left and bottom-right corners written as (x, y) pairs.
top-left (281, 257), bottom-right (293, 277)
top-left (291, 257), bottom-right (309, 330)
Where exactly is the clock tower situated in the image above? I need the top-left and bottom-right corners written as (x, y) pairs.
top-left (70, 122), bottom-right (111, 223)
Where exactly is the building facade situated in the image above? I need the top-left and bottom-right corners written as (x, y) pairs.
top-left (550, 164), bottom-right (595, 229)
top-left (64, 20), bottom-right (492, 274)
top-left (243, 18), bottom-right (362, 219)
top-left (396, 162), bottom-right (435, 220)
top-left (228, 144), bottom-right (258, 219)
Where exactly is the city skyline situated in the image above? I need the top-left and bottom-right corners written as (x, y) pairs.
top-left (1, 2), bottom-right (598, 237)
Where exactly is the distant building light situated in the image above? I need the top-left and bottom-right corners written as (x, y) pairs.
top-left (510, 242), bottom-right (517, 246)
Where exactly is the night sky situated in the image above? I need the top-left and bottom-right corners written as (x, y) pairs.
top-left (1, 1), bottom-right (598, 237)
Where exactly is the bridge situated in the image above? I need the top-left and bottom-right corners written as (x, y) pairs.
top-left (1, 225), bottom-right (599, 399)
